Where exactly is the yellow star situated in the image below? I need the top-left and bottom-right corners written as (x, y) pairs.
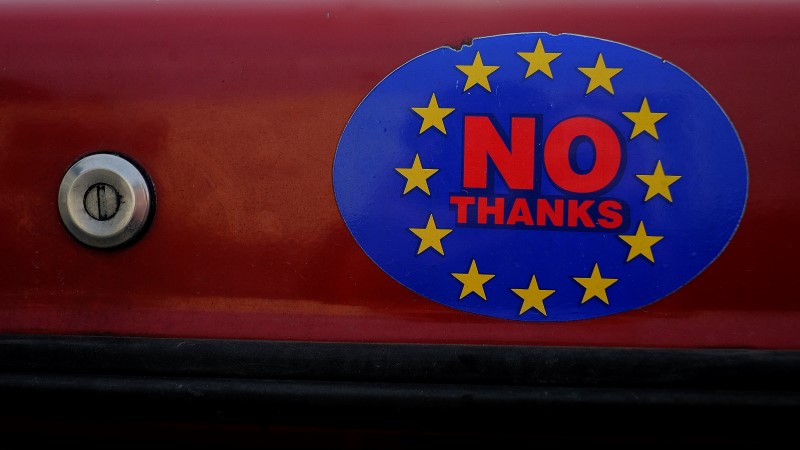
top-left (618, 221), bottom-right (663, 263)
top-left (409, 214), bottom-right (453, 255)
top-left (636, 161), bottom-right (681, 202)
top-left (455, 51), bottom-right (500, 92)
top-left (511, 275), bottom-right (556, 316)
top-left (451, 259), bottom-right (495, 300)
top-left (577, 53), bottom-right (622, 95)
top-left (622, 98), bottom-right (668, 139)
top-left (411, 93), bottom-right (455, 135)
top-left (517, 38), bottom-right (561, 79)
top-left (395, 154), bottom-right (439, 195)
top-left (573, 263), bottom-right (618, 305)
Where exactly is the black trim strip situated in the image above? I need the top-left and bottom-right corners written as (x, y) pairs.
top-left (0, 335), bottom-right (797, 444)
top-left (3, 335), bottom-right (799, 387)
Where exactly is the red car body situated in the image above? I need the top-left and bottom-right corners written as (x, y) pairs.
top-left (0, 1), bottom-right (798, 446)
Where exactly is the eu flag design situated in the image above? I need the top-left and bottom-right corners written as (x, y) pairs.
top-left (333, 33), bottom-right (748, 322)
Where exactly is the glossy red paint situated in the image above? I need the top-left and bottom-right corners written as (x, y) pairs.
top-left (0, 1), bottom-right (798, 348)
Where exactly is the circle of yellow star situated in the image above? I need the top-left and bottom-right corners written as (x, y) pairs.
top-left (511, 275), bottom-right (556, 316)
top-left (622, 97), bottom-right (668, 140)
top-left (573, 263), bottom-right (618, 305)
top-left (577, 53), bottom-right (623, 95)
top-left (409, 214), bottom-right (453, 256)
top-left (636, 160), bottom-right (682, 202)
top-left (517, 38), bottom-right (561, 79)
top-left (451, 259), bottom-right (495, 300)
top-left (618, 221), bottom-right (663, 263)
top-left (411, 93), bottom-right (455, 135)
top-left (455, 51), bottom-right (500, 92)
top-left (395, 154), bottom-right (438, 195)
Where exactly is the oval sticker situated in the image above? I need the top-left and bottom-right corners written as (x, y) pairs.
top-left (333, 33), bottom-right (748, 321)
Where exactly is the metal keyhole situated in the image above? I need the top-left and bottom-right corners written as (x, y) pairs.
top-left (83, 183), bottom-right (121, 221)
top-left (58, 152), bottom-right (155, 249)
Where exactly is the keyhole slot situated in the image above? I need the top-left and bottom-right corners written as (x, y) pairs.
top-left (84, 183), bottom-right (121, 221)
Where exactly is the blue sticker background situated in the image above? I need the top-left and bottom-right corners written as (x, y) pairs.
top-left (333, 33), bottom-right (748, 322)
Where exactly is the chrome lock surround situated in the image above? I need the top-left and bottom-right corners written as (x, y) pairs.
top-left (58, 153), bottom-right (155, 249)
